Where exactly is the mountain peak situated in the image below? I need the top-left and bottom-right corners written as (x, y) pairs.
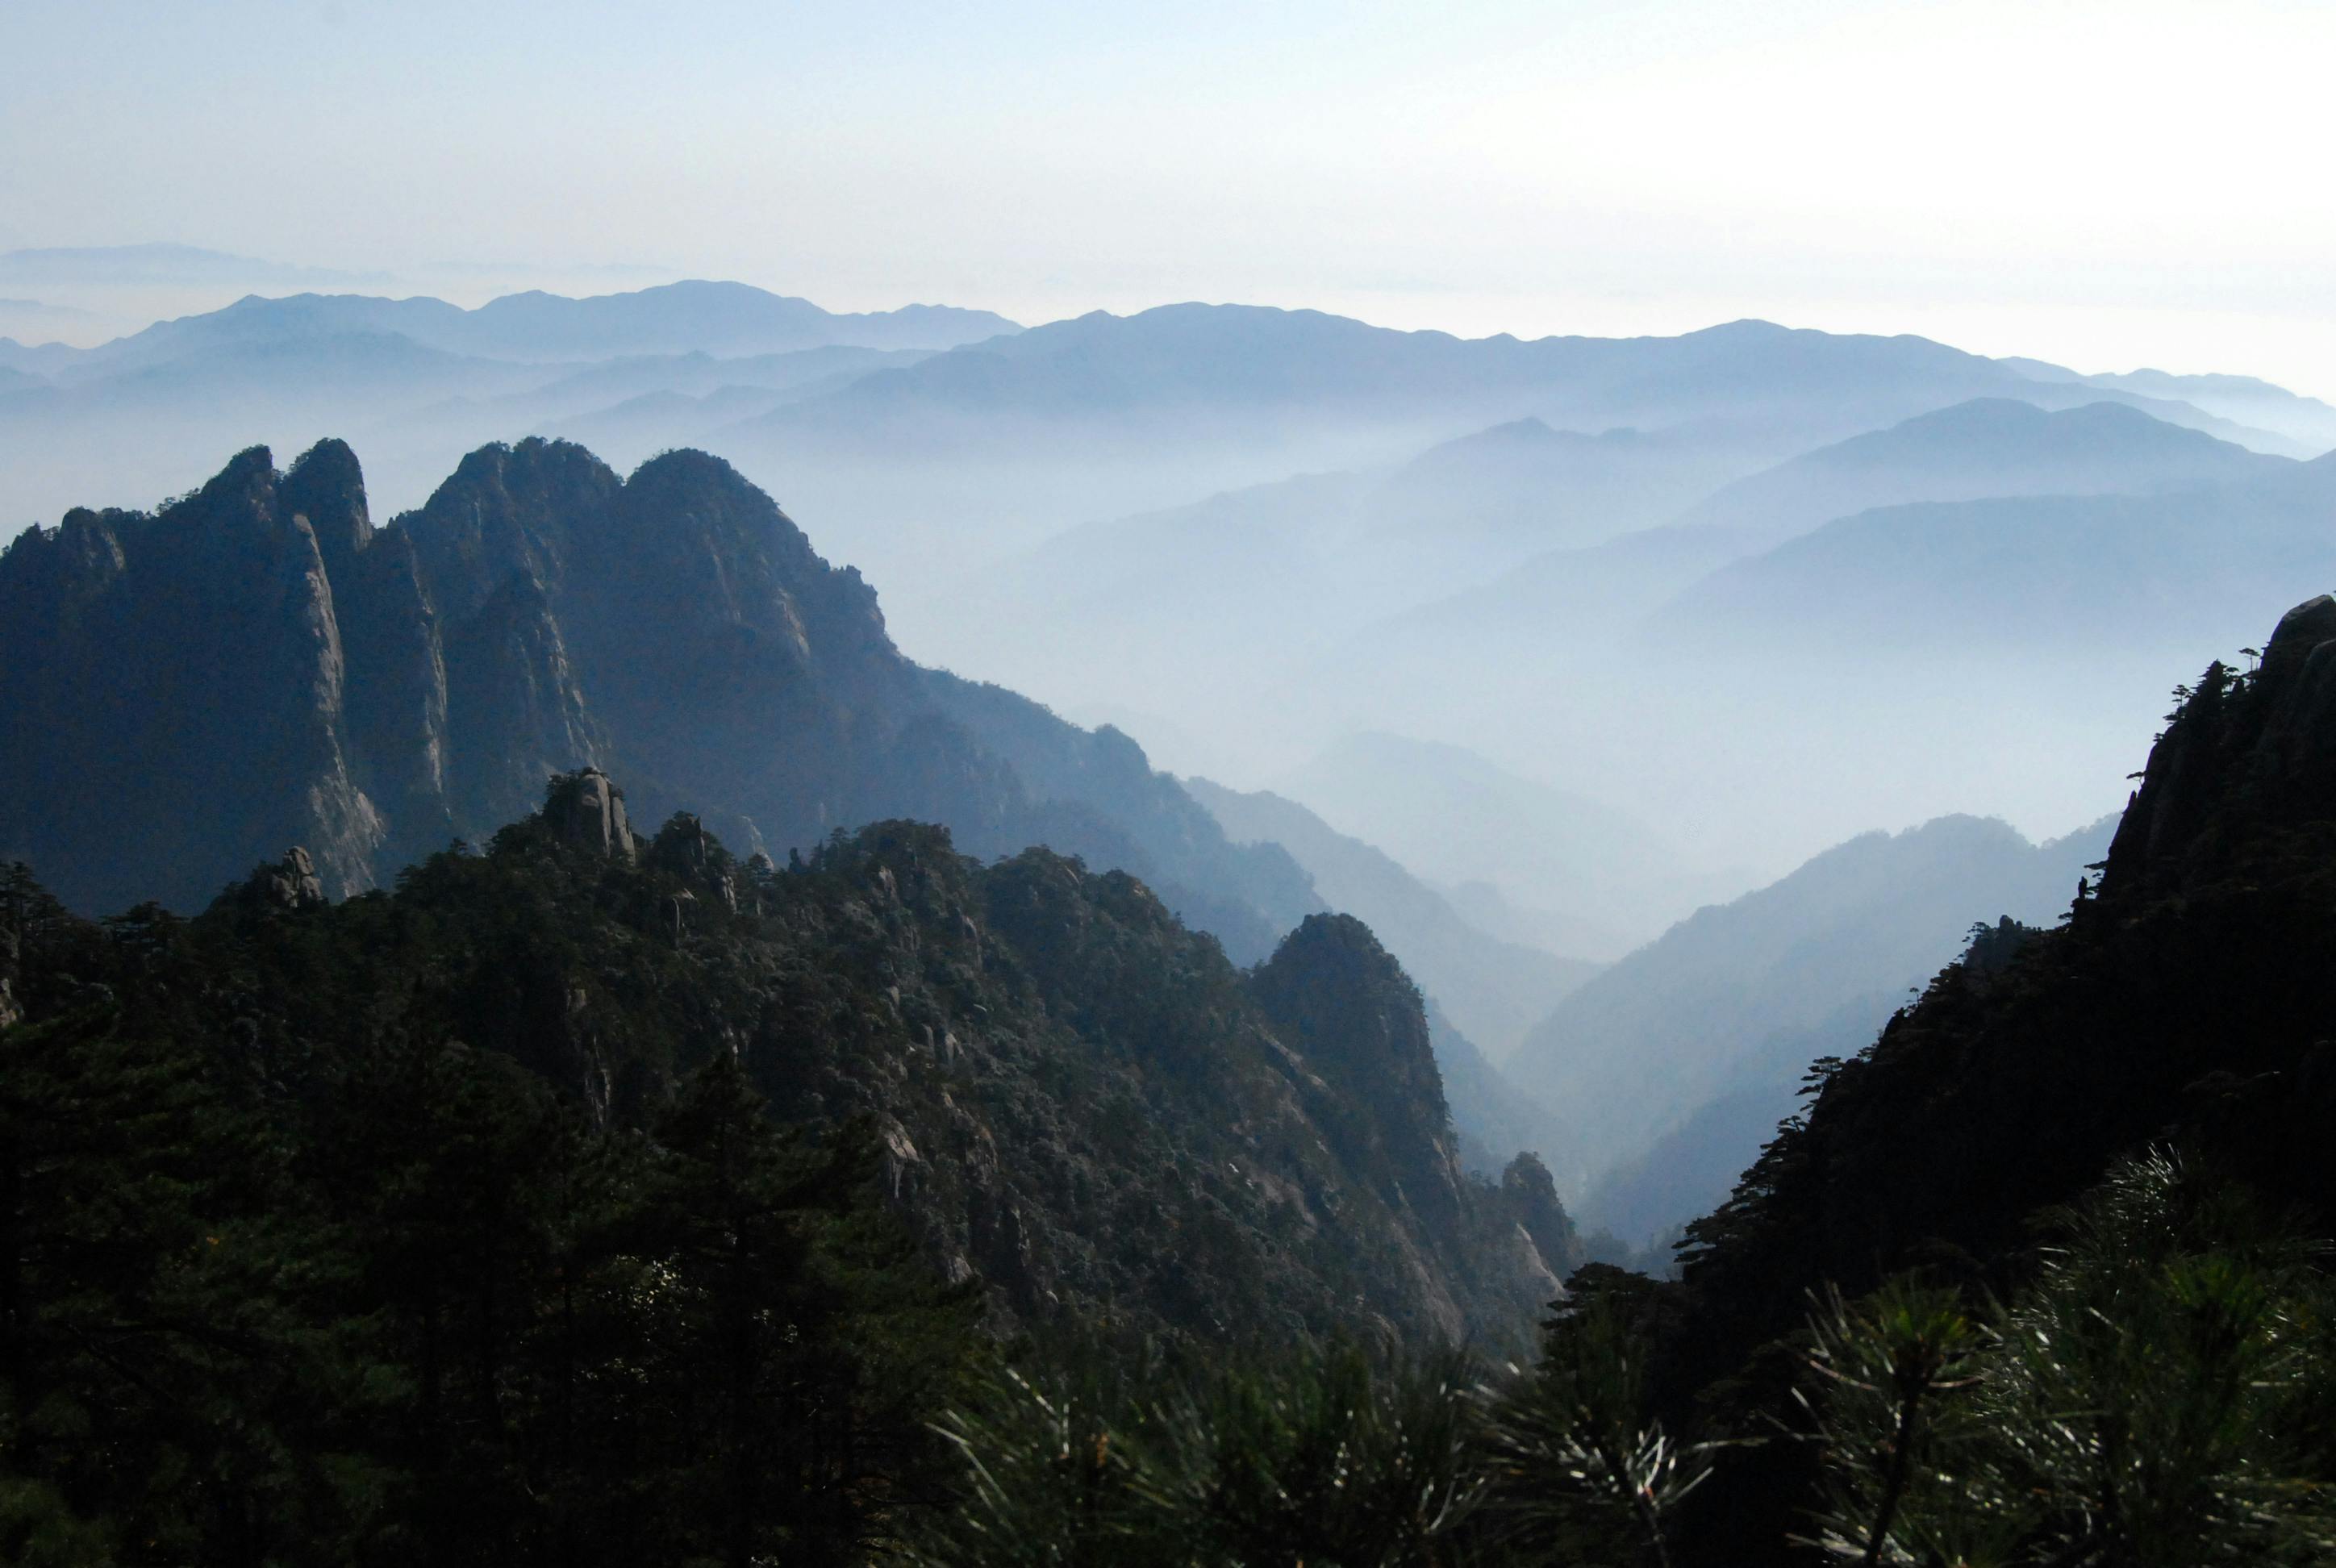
top-left (282, 438), bottom-right (371, 565)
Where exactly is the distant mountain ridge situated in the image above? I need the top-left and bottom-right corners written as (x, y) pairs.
top-left (1677, 397), bottom-right (2289, 548)
top-left (1508, 812), bottom-right (2113, 1215)
top-left (0, 243), bottom-right (394, 290)
top-left (47, 280), bottom-right (1020, 377)
top-left (1647, 452), bottom-right (2336, 657)
top-left (1276, 732), bottom-right (1717, 958)
top-left (2001, 354), bottom-right (2336, 452)
top-left (765, 311), bottom-right (2053, 452)
top-left (0, 437), bottom-right (1310, 961)
top-left (1187, 778), bottom-right (1598, 1057)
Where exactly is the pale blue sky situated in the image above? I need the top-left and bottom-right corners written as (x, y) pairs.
top-left (6, 0), bottom-right (2331, 391)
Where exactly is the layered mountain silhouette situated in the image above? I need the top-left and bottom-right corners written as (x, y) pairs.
top-left (0, 438), bottom-right (1312, 959)
top-left (1185, 777), bottom-right (1590, 1176)
top-left (932, 414), bottom-right (1767, 724)
top-left (1187, 778), bottom-right (1597, 1057)
top-left (6, 290), bottom-right (2313, 615)
top-left (49, 281), bottom-right (1019, 377)
top-left (1274, 732), bottom-right (1721, 957)
top-left (1329, 523), bottom-right (1754, 686)
top-left (1648, 452), bottom-right (2336, 657)
top-left (1506, 813), bottom-right (2110, 1233)
top-left (1675, 397), bottom-right (2288, 548)
top-left (2001, 356), bottom-right (2336, 452)
top-left (761, 310), bottom-right (2271, 452)
top-left (1653, 592), bottom-right (2336, 1562)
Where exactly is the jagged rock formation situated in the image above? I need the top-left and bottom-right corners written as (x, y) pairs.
top-left (0, 445), bottom-right (386, 911)
top-left (1, 779), bottom-right (1581, 1347)
top-left (229, 846), bottom-right (329, 913)
top-left (543, 767), bottom-right (636, 860)
top-left (0, 439), bottom-right (1312, 957)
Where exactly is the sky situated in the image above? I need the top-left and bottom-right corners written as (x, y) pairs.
top-left (4, 0), bottom-right (2333, 394)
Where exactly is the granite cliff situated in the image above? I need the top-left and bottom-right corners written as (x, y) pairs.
top-left (0, 438), bottom-right (1312, 958)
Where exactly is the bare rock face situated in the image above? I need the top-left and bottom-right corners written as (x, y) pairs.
top-left (544, 769), bottom-right (636, 860)
top-left (226, 847), bottom-right (329, 913)
top-left (0, 445), bottom-right (385, 911)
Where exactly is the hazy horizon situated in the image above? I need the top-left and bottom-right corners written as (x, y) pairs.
top-left (8, 0), bottom-right (2335, 397)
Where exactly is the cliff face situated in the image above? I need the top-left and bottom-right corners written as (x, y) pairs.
top-left (0, 445), bottom-right (383, 912)
top-left (1253, 915), bottom-right (1470, 1234)
top-left (0, 439), bottom-right (1311, 955)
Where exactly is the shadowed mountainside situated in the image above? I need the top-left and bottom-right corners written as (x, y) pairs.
top-left (1641, 592), bottom-right (2336, 1564)
top-left (0, 438), bottom-right (1312, 959)
top-left (1510, 812), bottom-right (2113, 1209)
top-left (0, 778), bottom-right (1579, 1346)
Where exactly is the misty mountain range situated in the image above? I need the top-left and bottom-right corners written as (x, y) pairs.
top-left (1506, 812), bottom-right (2113, 1238)
top-left (0, 438), bottom-right (1312, 970)
top-left (9, 274), bottom-right (2336, 1265)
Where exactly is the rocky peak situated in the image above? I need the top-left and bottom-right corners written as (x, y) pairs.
top-left (2102, 592), bottom-right (2336, 895)
top-left (544, 769), bottom-right (636, 860)
top-left (1499, 1150), bottom-right (1579, 1282)
top-left (404, 437), bottom-right (623, 627)
top-left (649, 811), bottom-right (738, 910)
top-left (1251, 913), bottom-right (1466, 1227)
top-left (2, 436), bottom-right (1313, 965)
top-left (223, 847), bottom-right (328, 914)
top-left (2265, 594), bottom-right (2336, 665)
top-left (281, 438), bottom-right (373, 578)
top-left (1254, 914), bottom-right (1444, 1097)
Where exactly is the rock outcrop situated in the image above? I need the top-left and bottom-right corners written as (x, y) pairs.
top-left (240, 847), bottom-right (328, 911)
top-left (1253, 914), bottom-right (1469, 1232)
top-left (2104, 590), bottom-right (2336, 890)
top-left (544, 769), bottom-right (636, 861)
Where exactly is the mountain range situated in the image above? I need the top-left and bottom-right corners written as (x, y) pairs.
top-left (37, 281), bottom-right (1019, 377)
top-left (1186, 777), bottom-right (1597, 1060)
top-left (1505, 812), bottom-right (2112, 1235)
top-left (1674, 396), bottom-right (2286, 548)
top-left (0, 437), bottom-right (1312, 965)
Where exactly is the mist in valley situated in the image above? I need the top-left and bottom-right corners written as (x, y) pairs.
top-left (16, 4), bottom-right (2336, 1557)
top-left (10, 269), bottom-right (2334, 1248)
